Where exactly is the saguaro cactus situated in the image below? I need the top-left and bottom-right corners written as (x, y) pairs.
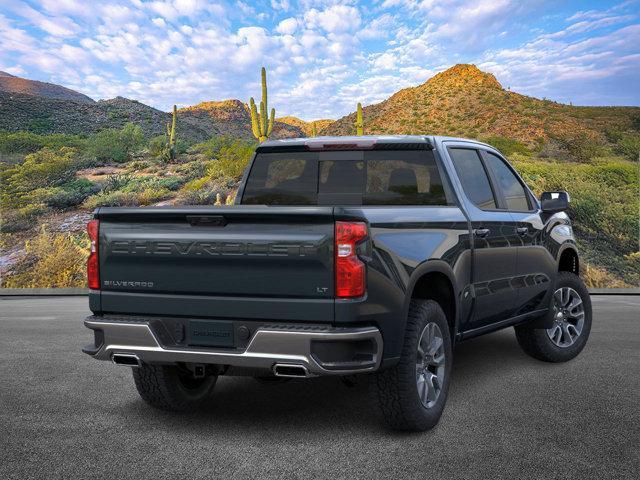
top-left (165, 104), bottom-right (177, 161)
top-left (310, 122), bottom-right (317, 137)
top-left (249, 67), bottom-right (275, 142)
top-left (355, 102), bottom-right (363, 135)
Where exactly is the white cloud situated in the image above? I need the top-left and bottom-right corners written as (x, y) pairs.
top-left (8, 2), bottom-right (80, 37)
top-left (371, 52), bottom-right (397, 70)
top-left (358, 13), bottom-right (395, 39)
top-left (152, 17), bottom-right (166, 28)
top-left (1, 65), bottom-right (27, 76)
top-left (276, 17), bottom-right (298, 35)
top-left (304, 5), bottom-right (361, 33)
top-left (271, 0), bottom-right (291, 11)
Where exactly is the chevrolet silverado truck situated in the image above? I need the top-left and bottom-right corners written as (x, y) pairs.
top-left (83, 135), bottom-right (592, 431)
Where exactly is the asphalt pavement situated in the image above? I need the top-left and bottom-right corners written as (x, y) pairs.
top-left (1, 295), bottom-right (638, 479)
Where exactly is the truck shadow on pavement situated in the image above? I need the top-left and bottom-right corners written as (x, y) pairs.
top-left (119, 329), bottom-right (542, 433)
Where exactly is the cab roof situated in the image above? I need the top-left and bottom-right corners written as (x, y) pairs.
top-left (258, 135), bottom-right (493, 151)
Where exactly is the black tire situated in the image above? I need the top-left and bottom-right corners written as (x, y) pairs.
top-left (132, 364), bottom-right (217, 411)
top-left (515, 271), bottom-right (592, 363)
top-left (374, 300), bottom-right (453, 431)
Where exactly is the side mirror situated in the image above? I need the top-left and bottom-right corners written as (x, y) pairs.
top-left (540, 191), bottom-right (570, 213)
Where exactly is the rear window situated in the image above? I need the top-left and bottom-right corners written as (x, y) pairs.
top-left (242, 150), bottom-right (449, 206)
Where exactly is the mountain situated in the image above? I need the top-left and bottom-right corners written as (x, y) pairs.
top-left (178, 100), bottom-right (303, 140)
top-left (0, 91), bottom-right (212, 142)
top-left (0, 72), bottom-right (303, 142)
top-left (322, 64), bottom-right (639, 146)
top-left (0, 71), bottom-right (94, 104)
top-left (276, 116), bottom-right (334, 136)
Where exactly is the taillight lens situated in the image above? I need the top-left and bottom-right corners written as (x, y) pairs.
top-left (87, 219), bottom-right (100, 290)
top-left (335, 221), bottom-right (367, 298)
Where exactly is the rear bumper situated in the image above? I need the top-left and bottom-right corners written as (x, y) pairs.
top-left (83, 316), bottom-right (383, 376)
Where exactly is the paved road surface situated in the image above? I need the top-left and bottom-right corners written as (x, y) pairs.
top-left (1, 296), bottom-right (638, 479)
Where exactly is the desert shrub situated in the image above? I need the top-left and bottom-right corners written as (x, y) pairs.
top-left (215, 143), bottom-right (254, 178)
top-left (148, 135), bottom-right (189, 161)
top-left (2, 227), bottom-right (88, 288)
top-left (176, 175), bottom-right (238, 205)
top-left (192, 136), bottom-right (255, 177)
top-left (148, 135), bottom-right (167, 157)
top-left (156, 176), bottom-right (185, 191)
top-left (0, 203), bottom-right (47, 232)
top-left (30, 179), bottom-right (98, 209)
top-left (581, 263), bottom-right (629, 289)
top-left (614, 133), bottom-right (640, 160)
top-left (481, 136), bottom-right (530, 156)
top-left (126, 160), bottom-right (152, 171)
top-left (0, 147), bottom-right (81, 208)
top-left (27, 117), bottom-right (54, 134)
top-left (103, 173), bottom-right (134, 192)
top-left (552, 132), bottom-right (603, 162)
top-left (83, 187), bottom-right (171, 209)
top-left (0, 131), bottom-right (88, 154)
top-left (175, 186), bottom-right (220, 205)
top-left (88, 123), bottom-right (144, 163)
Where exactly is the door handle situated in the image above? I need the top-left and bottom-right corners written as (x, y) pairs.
top-left (516, 227), bottom-right (528, 236)
top-left (473, 228), bottom-right (491, 238)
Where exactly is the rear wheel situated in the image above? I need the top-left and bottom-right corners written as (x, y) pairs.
top-left (515, 271), bottom-right (592, 363)
top-left (374, 300), bottom-right (453, 431)
top-left (132, 364), bottom-right (218, 411)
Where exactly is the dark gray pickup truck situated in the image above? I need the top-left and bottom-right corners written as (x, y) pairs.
top-left (83, 135), bottom-right (592, 431)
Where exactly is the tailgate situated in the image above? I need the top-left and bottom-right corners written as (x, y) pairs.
top-left (95, 206), bottom-right (335, 321)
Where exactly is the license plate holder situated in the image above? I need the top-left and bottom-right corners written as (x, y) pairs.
top-left (188, 320), bottom-right (234, 348)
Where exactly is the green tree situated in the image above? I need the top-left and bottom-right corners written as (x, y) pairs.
top-left (0, 147), bottom-right (79, 208)
top-left (88, 123), bottom-right (143, 162)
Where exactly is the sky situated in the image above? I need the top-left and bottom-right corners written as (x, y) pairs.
top-left (0, 0), bottom-right (638, 120)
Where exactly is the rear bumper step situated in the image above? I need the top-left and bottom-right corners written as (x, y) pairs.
top-left (83, 317), bottom-right (383, 376)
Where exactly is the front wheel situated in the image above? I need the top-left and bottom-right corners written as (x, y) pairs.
top-left (515, 271), bottom-right (592, 363)
top-left (373, 299), bottom-right (453, 431)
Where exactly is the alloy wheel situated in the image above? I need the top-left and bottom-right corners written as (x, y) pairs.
top-left (416, 322), bottom-right (446, 408)
top-left (547, 287), bottom-right (585, 348)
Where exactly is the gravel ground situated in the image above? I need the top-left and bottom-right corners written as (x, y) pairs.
top-left (1, 295), bottom-right (638, 480)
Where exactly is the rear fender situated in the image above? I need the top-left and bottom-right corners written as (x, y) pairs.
top-left (402, 260), bottom-right (461, 340)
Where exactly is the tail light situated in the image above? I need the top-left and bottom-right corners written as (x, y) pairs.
top-left (87, 219), bottom-right (100, 290)
top-left (335, 221), bottom-right (367, 298)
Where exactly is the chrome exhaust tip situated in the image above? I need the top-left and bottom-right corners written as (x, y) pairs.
top-left (273, 363), bottom-right (309, 378)
top-left (112, 353), bottom-right (141, 367)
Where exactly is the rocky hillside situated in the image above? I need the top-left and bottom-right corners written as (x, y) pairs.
top-left (179, 100), bottom-right (303, 140)
top-left (0, 74), bottom-right (303, 142)
top-left (276, 116), bottom-right (334, 136)
top-left (0, 71), bottom-right (94, 104)
top-left (0, 91), bottom-right (211, 142)
top-left (323, 64), bottom-right (640, 146)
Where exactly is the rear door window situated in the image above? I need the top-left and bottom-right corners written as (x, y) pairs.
top-left (448, 148), bottom-right (497, 210)
top-left (363, 150), bottom-right (447, 205)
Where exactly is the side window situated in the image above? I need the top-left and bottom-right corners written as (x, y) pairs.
top-left (484, 152), bottom-right (531, 211)
top-left (363, 150), bottom-right (448, 205)
top-left (448, 148), bottom-right (497, 210)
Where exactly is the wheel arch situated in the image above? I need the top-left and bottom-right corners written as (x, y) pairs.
top-left (404, 260), bottom-right (460, 343)
top-left (557, 243), bottom-right (579, 275)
